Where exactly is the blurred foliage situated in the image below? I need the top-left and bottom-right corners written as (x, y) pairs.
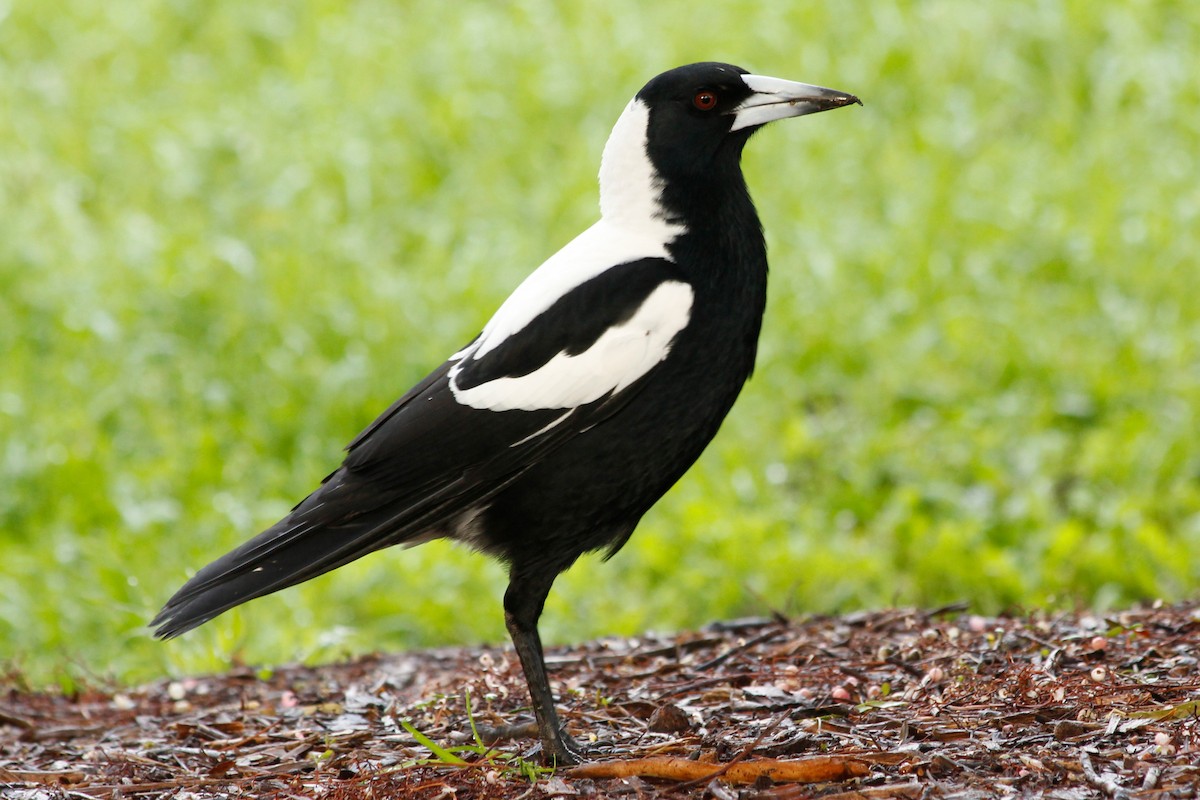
top-left (1, 0), bottom-right (1197, 686)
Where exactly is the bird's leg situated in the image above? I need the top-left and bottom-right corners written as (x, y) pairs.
top-left (502, 573), bottom-right (586, 766)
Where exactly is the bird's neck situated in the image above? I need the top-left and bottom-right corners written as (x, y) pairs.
top-left (662, 165), bottom-right (767, 289)
top-left (597, 100), bottom-right (765, 286)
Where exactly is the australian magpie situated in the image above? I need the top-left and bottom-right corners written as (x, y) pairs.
top-left (151, 62), bottom-right (859, 764)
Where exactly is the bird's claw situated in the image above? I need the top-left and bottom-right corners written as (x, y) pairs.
top-left (471, 720), bottom-right (585, 765)
top-left (524, 728), bottom-right (586, 766)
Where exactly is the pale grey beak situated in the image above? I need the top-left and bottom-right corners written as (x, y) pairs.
top-left (730, 74), bottom-right (861, 132)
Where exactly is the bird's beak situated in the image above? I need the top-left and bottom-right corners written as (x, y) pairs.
top-left (730, 74), bottom-right (861, 132)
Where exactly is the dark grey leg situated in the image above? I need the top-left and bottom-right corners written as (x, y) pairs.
top-left (503, 573), bottom-right (585, 765)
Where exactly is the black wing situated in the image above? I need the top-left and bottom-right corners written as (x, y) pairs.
top-left (151, 258), bottom-right (691, 637)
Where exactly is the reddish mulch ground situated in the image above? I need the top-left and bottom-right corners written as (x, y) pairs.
top-left (2, 605), bottom-right (1198, 799)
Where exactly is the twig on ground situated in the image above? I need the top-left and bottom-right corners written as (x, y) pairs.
top-left (564, 755), bottom-right (869, 785)
top-left (1080, 750), bottom-right (1130, 799)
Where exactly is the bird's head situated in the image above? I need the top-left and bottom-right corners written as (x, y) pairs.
top-left (639, 62), bottom-right (861, 178)
top-left (599, 62), bottom-right (860, 228)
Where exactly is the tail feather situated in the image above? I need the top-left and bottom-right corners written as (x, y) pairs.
top-left (149, 470), bottom-right (457, 639)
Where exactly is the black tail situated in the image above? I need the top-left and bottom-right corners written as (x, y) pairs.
top-left (149, 469), bottom-right (449, 638)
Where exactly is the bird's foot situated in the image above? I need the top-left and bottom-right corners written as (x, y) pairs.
top-left (525, 728), bottom-right (586, 766)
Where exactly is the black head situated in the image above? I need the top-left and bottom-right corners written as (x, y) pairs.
top-left (635, 62), bottom-right (860, 181)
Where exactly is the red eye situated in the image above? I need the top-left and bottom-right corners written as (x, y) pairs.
top-left (693, 90), bottom-right (718, 111)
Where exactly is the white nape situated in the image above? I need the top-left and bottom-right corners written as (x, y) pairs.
top-left (598, 99), bottom-right (685, 238)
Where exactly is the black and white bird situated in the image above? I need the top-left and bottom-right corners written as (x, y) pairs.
top-left (152, 62), bottom-right (859, 764)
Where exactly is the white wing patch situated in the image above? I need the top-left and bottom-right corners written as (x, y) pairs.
top-left (450, 280), bottom-right (694, 412)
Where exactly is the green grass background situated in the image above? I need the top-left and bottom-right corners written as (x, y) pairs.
top-left (2, 1), bottom-right (1198, 688)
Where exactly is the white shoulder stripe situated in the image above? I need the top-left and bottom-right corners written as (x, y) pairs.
top-left (451, 280), bottom-right (694, 412)
top-left (473, 219), bottom-right (673, 360)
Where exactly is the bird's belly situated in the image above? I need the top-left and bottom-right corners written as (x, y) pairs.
top-left (479, 354), bottom-right (750, 572)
